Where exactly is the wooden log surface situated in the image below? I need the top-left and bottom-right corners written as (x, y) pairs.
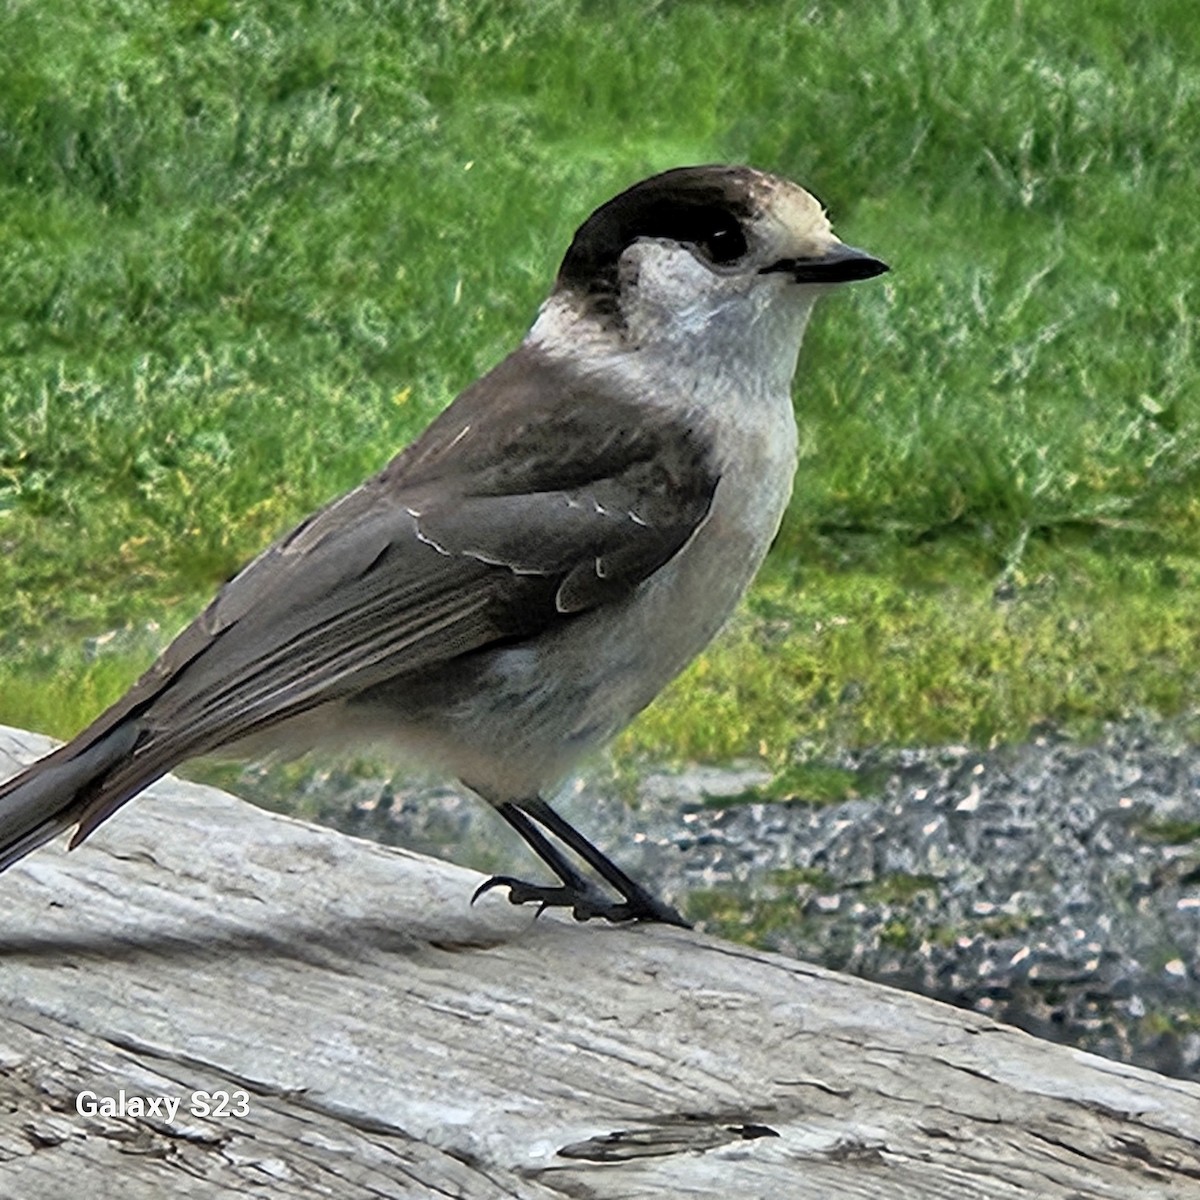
top-left (0, 724), bottom-right (1197, 1198)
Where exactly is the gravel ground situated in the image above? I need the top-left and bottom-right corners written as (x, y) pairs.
top-left (230, 719), bottom-right (1200, 1082)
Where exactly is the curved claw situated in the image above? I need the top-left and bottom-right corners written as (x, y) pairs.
top-left (475, 799), bottom-right (692, 928)
top-left (472, 875), bottom-right (583, 913)
top-left (472, 872), bottom-right (690, 927)
top-left (471, 875), bottom-right (517, 905)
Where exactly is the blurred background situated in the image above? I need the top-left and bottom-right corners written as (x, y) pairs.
top-left (1, 0), bottom-right (1197, 1075)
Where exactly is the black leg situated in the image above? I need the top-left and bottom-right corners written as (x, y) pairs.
top-left (473, 804), bottom-right (617, 920)
top-left (472, 797), bottom-right (690, 928)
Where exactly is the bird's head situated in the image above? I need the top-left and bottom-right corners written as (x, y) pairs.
top-left (533, 165), bottom-right (887, 387)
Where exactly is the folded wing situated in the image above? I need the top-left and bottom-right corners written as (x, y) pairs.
top-left (0, 345), bottom-right (719, 856)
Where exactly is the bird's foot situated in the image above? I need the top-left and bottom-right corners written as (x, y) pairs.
top-left (474, 796), bottom-right (692, 928)
top-left (472, 873), bottom-right (690, 928)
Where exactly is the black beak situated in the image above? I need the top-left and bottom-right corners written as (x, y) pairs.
top-left (762, 244), bottom-right (889, 284)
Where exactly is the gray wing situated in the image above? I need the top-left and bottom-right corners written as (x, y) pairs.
top-left (24, 345), bottom-right (718, 843)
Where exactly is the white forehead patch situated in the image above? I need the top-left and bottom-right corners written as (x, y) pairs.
top-left (752, 179), bottom-right (837, 260)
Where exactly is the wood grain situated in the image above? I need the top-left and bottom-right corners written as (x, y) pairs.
top-left (1, 725), bottom-right (1197, 1198)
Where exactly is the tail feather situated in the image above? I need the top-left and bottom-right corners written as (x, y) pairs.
top-left (0, 724), bottom-right (142, 872)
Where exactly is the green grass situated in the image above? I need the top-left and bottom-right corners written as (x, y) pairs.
top-left (1, 0), bottom-right (1198, 776)
top-left (1136, 820), bottom-right (1200, 845)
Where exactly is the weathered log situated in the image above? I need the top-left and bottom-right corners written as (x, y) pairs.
top-left (0, 725), bottom-right (1197, 1198)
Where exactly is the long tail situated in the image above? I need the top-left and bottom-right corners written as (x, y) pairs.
top-left (0, 723), bottom-right (148, 872)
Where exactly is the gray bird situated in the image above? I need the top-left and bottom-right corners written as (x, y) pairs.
top-left (0, 165), bottom-right (887, 927)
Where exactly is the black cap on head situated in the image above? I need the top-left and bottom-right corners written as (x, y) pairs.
top-left (556, 166), bottom-right (761, 303)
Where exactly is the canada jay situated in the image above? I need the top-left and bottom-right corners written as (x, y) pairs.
top-left (0, 165), bottom-right (886, 927)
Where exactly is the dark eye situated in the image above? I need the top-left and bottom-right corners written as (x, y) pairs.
top-left (697, 220), bottom-right (748, 264)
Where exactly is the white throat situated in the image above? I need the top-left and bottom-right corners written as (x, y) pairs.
top-left (528, 243), bottom-right (819, 417)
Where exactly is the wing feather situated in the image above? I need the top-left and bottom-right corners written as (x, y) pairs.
top-left (14, 344), bottom-right (720, 845)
